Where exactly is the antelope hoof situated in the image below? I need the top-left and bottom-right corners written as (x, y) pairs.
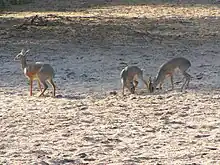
top-left (39, 93), bottom-right (45, 97)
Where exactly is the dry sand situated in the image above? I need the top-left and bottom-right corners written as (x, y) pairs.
top-left (1, 41), bottom-right (220, 165)
top-left (0, 1), bottom-right (220, 164)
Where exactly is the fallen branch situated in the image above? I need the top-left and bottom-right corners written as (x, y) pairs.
top-left (124, 25), bottom-right (163, 43)
top-left (17, 15), bottom-right (48, 29)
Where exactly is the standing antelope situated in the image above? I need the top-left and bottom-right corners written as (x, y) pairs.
top-left (14, 49), bottom-right (56, 97)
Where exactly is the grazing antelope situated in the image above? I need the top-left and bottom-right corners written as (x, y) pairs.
top-left (150, 57), bottom-right (192, 92)
top-left (120, 66), bottom-right (153, 95)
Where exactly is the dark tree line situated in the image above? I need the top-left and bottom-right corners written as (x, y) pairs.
top-left (0, 0), bottom-right (31, 8)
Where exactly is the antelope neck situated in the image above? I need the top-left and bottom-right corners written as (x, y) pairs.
top-left (20, 56), bottom-right (27, 70)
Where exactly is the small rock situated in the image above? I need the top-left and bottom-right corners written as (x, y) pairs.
top-left (88, 77), bottom-right (99, 82)
top-left (166, 95), bottom-right (172, 99)
top-left (130, 96), bottom-right (137, 100)
top-left (80, 74), bottom-right (88, 78)
top-left (206, 147), bottom-right (217, 150)
top-left (109, 91), bottom-right (117, 95)
top-left (66, 71), bottom-right (75, 78)
top-left (195, 134), bottom-right (210, 138)
top-left (157, 96), bottom-right (163, 99)
top-left (0, 144), bottom-right (5, 150)
top-left (39, 161), bottom-right (49, 165)
top-left (196, 73), bottom-right (203, 80)
top-left (80, 106), bottom-right (88, 110)
top-left (84, 158), bottom-right (96, 161)
top-left (119, 62), bottom-right (127, 65)
top-left (78, 153), bottom-right (87, 158)
top-left (56, 94), bottom-right (63, 98)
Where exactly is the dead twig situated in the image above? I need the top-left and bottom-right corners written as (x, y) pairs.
top-left (17, 15), bottom-right (48, 29)
top-left (124, 25), bottom-right (163, 43)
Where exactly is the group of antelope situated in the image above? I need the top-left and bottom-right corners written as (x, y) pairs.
top-left (14, 49), bottom-right (192, 97)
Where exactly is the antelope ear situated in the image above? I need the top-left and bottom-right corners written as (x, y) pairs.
top-left (21, 49), bottom-right (25, 54)
top-left (24, 49), bottom-right (30, 55)
top-left (15, 50), bottom-right (22, 60)
top-left (25, 49), bottom-right (30, 54)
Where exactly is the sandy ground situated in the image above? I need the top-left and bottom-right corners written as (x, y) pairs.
top-left (1, 1), bottom-right (220, 164)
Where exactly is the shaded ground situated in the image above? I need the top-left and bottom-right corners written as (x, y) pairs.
top-left (0, 0), bottom-right (220, 165)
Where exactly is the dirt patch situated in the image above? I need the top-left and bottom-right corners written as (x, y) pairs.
top-left (0, 1), bottom-right (220, 164)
